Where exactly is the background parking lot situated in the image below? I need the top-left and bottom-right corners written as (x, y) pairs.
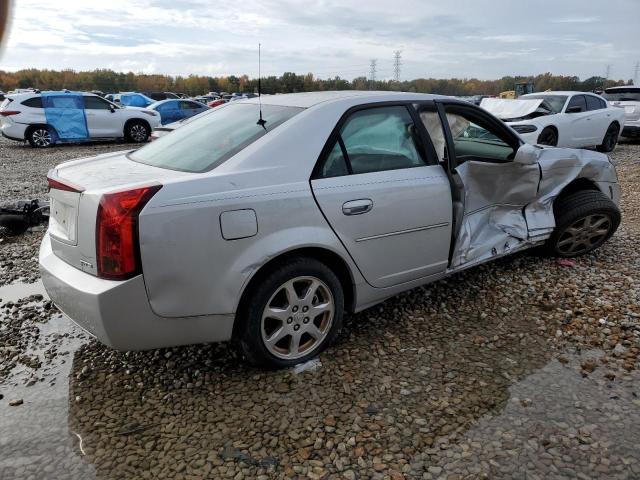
top-left (1, 137), bottom-right (639, 479)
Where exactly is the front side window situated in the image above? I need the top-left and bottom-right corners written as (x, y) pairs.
top-left (442, 106), bottom-right (516, 163)
top-left (585, 95), bottom-right (605, 111)
top-left (321, 106), bottom-right (426, 177)
top-left (83, 96), bottom-right (112, 110)
top-left (566, 95), bottom-right (587, 113)
top-left (130, 103), bottom-right (303, 172)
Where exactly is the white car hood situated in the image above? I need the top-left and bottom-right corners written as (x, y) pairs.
top-left (481, 98), bottom-right (545, 120)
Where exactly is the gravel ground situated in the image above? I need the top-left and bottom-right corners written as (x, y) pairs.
top-left (0, 138), bottom-right (639, 480)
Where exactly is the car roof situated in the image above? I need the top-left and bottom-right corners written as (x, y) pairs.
top-left (241, 90), bottom-right (447, 108)
top-left (523, 91), bottom-right (600, 97)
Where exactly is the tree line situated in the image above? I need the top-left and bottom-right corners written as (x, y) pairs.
top-left (0, 68), bottom-right (630, 96)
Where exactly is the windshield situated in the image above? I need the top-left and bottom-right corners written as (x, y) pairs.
top-left (602, 88), bottom-right (640, 102)
top-left (129, 103), bottom-right (303, 172)
top-left (521, 95), bottom-right (567, 113)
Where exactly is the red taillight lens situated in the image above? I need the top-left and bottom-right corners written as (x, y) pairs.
top-left (0, 110), bottom-right (21, 116)
top-left (96, 185), bottom-right (162, 280)
top-left (47, 176), bottom-right (84, 193)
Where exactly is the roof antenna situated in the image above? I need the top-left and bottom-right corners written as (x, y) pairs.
top-left (257, 43), bottom-right (267, 130)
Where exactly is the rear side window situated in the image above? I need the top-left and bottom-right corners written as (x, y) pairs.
top-left (22, 97), bottom-right (43, 108)
top-left (130, 104), bottom-right (303, 172)
top-left (585, 95), bottom-right (606, 111)
top-left (181, 101), bottom-right (202, 110)
top-left (317, 106), bottom-right (427, 177)
top-left (566, 95), bottom-right (587, 112)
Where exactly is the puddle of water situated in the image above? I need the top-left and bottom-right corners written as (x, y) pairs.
top-left (0, 279), bottom-right (48, 303)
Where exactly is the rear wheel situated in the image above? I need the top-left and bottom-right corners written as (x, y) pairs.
top-left (27, 126), bottom-right (53, 148)
top-left (237, 257), bottom-right (344, 368)
top-left (125, 121), bottom-right (150, 143)
top-left (546, 190), bottom-right (620, 257)
top-left (537, 126), bottom-right (558, 146)
top-left (597, 123), bottom-right (619, 153)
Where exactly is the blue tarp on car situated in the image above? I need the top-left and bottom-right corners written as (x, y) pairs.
top-left (41, 92), bottom-right (89, 141)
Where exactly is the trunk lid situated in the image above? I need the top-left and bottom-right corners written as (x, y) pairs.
top-left (47, 150), bottom-right (193, 275)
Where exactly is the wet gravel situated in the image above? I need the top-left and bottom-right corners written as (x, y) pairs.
top-left (0, 139), bottom-right (639, 479)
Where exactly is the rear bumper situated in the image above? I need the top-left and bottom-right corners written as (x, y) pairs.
top-left (1, 122), bottom-right (27, 141)
top-left (39, 232), bottom-right (235, 350)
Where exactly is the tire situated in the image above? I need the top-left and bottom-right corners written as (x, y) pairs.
top-left (537, 126), bottom-right (558, 146)
top-left (27, 125), bottom-right (53, 148)
top-left (125, 121), bottom-right (150, 143)
top-left (237, 257), bottom-right (344, 368)
top-left (545, 190), bottom-right (620, 257)
top-left (596, 123), bottom-right (619, 153)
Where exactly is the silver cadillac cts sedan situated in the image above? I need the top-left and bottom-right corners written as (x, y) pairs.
top-left (40, 91), bottom-right (621, 367)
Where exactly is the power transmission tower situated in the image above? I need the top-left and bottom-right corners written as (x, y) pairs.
top-left (634, 61), bottom-right (639, 85)
top-left (369, 59), bottom-right (377, 90)
top-left (393, 50), bottom-right (402, 83)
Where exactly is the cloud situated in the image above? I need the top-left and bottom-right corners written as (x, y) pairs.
top-left (1, 0), bottom-right (638, 81)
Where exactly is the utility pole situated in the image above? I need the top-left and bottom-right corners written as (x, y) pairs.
top-left (393, 50), bottom-right (402, 83)
top-left (369, 59), bottom-right (377, 90)
top-left (634, 61), bottom-right (639, 85)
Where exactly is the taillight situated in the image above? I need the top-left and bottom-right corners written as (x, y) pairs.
top-left (96, 185), bottom-right (162, 280)
top-left (0, 111), bottom-right (21, 116)
top-left (47, 176), bottom-right (85, 193)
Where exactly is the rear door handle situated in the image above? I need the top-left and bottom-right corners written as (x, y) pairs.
top-left (342, 199), bottom-right (373, 215)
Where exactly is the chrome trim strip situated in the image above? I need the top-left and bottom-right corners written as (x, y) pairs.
top-left (355, 222), bottom-right (450, 243)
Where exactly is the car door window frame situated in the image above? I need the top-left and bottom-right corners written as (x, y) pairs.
top-left (430, 100), bottom-right (522, 170)
top-left (312, 101), bottom-right (440, 179)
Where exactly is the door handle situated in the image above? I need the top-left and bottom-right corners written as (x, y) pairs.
top-left (342, 199), bottom-right (373, 216)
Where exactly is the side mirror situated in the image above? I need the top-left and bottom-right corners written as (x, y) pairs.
top-left (566, 106), bottom-right (582, 114)
top-left (513, 143), bottom-right (540, 165)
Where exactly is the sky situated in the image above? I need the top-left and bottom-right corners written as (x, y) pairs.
top-left (1, 0), bottom-right (639, 81)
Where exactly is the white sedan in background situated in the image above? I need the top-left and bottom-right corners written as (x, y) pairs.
top-left (481, 92), bottom-right (624, 152)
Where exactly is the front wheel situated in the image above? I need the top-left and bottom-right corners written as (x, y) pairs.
top-left (125, 121), bottom-right (150, 143)
top-left (596, 123), bottom-right (619, 153)
top-left (537, 126), bottom-right (558, 146)
top-left (238, 257), bottom-right (344, 368)
top-left (545, 190), bottom-right (620, 257)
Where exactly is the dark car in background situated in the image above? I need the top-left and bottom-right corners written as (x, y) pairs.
top-left (147, 98), bottom-right (209, 125)
top-left (143, 91), bottom-right (180, 101)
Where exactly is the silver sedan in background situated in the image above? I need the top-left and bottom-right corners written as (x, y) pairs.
top-left (40, 91), bottom-right (621, 368)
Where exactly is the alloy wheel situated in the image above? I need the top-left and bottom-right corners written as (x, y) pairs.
top-left (260, 276), bottom-right (334, 360)
top-left (31, 128), bottom-right (51, 147)
top-left (556, 214), bottom-right (612, 255)
top-left (130, 124), bottom-right (147, 142)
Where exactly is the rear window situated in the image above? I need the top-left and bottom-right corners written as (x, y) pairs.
top-left (602, 88), bottom-right (640, 102)
top-left (129, 103), bottom-right (303, 172)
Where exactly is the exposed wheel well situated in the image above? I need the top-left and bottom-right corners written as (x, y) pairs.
top-left (123, 118), bottom-right (150, 135)
top-left (609, 121), bottom-right (620, 131)
top-left (553, 178), bottom-right (600, 215)
top-left (233, 247), bottom-right (356, 338)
